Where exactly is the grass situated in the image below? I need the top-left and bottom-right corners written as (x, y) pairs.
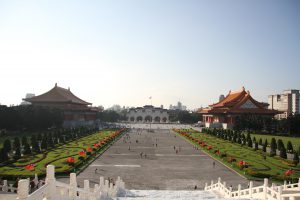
top-left (0, 129), bottom-right (125, 178)
top-left (174, 129), bottom-right (300, 183)
top-left (246, 133), bottom-right (300, 151)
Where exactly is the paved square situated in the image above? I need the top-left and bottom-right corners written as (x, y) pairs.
top-left (59, 129), bottom-right (251, 190)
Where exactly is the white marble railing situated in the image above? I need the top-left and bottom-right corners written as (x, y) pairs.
top-left (16, 165), bottom-right (126, 200)
top-left (205, 177), bottom-right (300, 200)
top-left (0, 180), bottom-right (17, 193)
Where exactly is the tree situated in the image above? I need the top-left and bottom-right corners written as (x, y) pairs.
top-left (13, 137), bottom-right (21, 151)
top-left (287, 141), bottom-right (293, 153)
top-left (270, 138), bottom-right (277, 157)
top-left (262, 143), bottom-right (267, 152)
top-left (3, 139), bottom-right (11, 153)
top-left (23, 142), bottom-right (31, 155)
top-left (248, 137), bottom-right (253, 148)
top-left (253, 137), bottom-right (256, 143)
top-left (41, 136), bottom-right (48, 151)
top-left (0, 148), bottom-right (9, 162)
top-left (255, 142), bottom-right (259, 151)
top-left (30, 135), bottom-right (40, 153)
top-left (293, 152), bottom-right (299, 166)
top-left (21, 136), bottom-right (27, 147)
top-left (277, 139), bottom-right (284, 151)
top-left (259, 138), bottom-right (262, 145)
top-left (47, 133), bottom-right (54, 148)
top-left (14, 147), bottom-right (21, 160)
top-left (280, 147), bottom-right (287, 159)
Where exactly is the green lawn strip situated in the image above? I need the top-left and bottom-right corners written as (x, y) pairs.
top-left (244, 133), bottom-right (300, 151)
top-left (0, 130), bottom-right (125, 177)
top-left (174, 129), bottom-right (300, 182)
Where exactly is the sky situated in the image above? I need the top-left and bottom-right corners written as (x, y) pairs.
top-left (0, 0), bottom-right (299, 110)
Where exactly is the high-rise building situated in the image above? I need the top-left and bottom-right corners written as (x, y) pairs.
top-left (268, 89), bottom-right (299, 119)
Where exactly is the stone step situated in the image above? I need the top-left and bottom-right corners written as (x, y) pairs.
top-left (115, 189), bottom-right (228, 199)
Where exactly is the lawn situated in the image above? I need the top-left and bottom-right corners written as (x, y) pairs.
top-left (245, 133), bottom-right (300, 152)
top-left (174, 129), bottom-right (300, 182)
top-left (0, 129), bottom-right (125, 178)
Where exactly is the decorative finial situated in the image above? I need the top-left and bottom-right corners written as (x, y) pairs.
top-left (229, 90), bottom-right (231, 94)
top-left (55, 83), bottom-right (57, 87)
top-left (247, 90), bottom-right (250, 94)
top-left (68, 87), bottom-right (70, 91)
top-left (242, 86), bottom-right (245, 91)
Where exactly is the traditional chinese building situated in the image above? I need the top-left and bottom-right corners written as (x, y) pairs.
top-left (199, 87), bottom-right (279, 129)
top-left (24, 83), bottom-right (97, 128)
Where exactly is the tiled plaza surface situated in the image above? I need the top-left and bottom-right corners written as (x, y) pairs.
top-left (59, 128), bottom-right (254, 190)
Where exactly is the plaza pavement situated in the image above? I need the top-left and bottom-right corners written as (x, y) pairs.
top-left (59, 127), bottom-right (256, 190)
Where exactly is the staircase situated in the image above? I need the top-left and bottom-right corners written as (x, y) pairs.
top-left (116, 189), bottom-right (227, 200)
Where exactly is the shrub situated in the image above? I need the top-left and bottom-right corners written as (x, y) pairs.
top-left (293, 152), bottom-right (299, 166)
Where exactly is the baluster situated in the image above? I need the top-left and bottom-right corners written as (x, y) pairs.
top-left (238, 184), bottom-right (241, 197)
top-left (249, 181), bottom-right (253, 198)
top-left (17, 179), bottom-right (29, 200)
top-left (2, 180), bottom-right (8, 192)
top-left (263, 178), bottom-right (268, 200)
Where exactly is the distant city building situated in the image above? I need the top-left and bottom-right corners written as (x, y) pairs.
top-left (199, 87), bottom-right (279, 129)
top-left (20, 93), bottom-right (35, 105)
top-left (268, 89), bottom-right (299, 119)
top-left (169, 101), bottom-right (187, 111)
top-left (127, 105), bottom-right (169, 123)
top-left (23, 83), bottom-right (97, 128)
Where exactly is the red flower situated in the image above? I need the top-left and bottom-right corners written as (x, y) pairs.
top-left (66, 157), bottom-right (75, 163)
top-left (285, 169), bottom-right (294, 176)
top-left (25, 164), bottom-right (34, 170)
top-left (238, 160), bottom-right (246, 166)
top-left (87, 147), bottom-right (93, 152)
top-left (79, 151), bottom-right (86, 157)
top-left (207, 146), bottom-right (213, 150)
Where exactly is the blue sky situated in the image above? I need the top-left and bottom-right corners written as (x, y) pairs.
top-left (0, 0), bottom-right (299, 109)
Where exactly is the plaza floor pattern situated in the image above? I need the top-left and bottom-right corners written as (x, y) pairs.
top-left (59, 129), bottom-right (250, 190)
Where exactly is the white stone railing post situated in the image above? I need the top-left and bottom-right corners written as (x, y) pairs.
top-left (238, 184), bottom-right (241, 197)
top-left (17, 179), bottom-right (29, 200)
top-left (205, 183), bottom-right (208, 190)
top-left (69, 173), bottom-right (77, 198)
top-left (94, 184), bottom-right (100, 199)
top-left (84, 180), bottom-right (89, 200)
top-left (278, 186), bottom-right (282, 200)
top-left (46, 165), bottom-right (56, 199)
top-left (284, 180), bottom-right (287, 190)
top-left (2, 180), bottom-right (8, 192)
top-left (298, 178), bottom-right (300, 189)
top-left (249, 181), bottom-right (253, 198)
top-left (263, 178), bottom-right (268, 199)
top-left (104, 179), bottom-right (109, 197)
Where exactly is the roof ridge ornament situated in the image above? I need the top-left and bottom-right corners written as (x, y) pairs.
top-left (55, 83), bottom-right (57, 87)
top-left (242, 86), bottom-right (245, 91)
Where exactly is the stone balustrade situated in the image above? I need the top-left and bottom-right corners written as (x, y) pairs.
top-left (15, 165), bottom-right (125, 200)
top-left (205, 177), bottom-right (300, 200)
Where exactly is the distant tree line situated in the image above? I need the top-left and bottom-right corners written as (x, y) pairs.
top-left (169, 110), bottom-right (201, 124)
top-left (0, 105), bottom-right (63, 131)
top-left (96, 110), bottom-right (127, 122)
top-left (0, 127), bottom-right (97, 163)
top-left (234, 114), bottom-right (300, 136)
